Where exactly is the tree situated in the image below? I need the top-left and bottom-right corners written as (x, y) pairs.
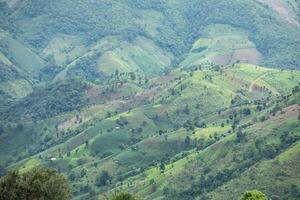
top-left (183, 105), bottom-right (190, 114)
top-left (239, 190), bottom-right (267, 200)
top-left (159, 163), bottom-right (166, 173)
top-left (292, 85), bottom-right (300, 94)
top-left (0, 124), bottom-right (4, 135)
top-left (290, 184), bottom-right (300, 198)
top-left (236, 130), bottom-right (246, 143)
top-left (68, 172), bottom-right (76, 181)
top-left (115, 69), bottom-right (119, 77)
top-left (0, 167), bottom-right (70, 200)
top-left (241, 108), bottom-right (251, 116)
top-left (260, 144), bottom-right (277, 159)
top-left (197, 138), bottom-right (206, 150)
top-left (158, 130), bottom-right (163, 135)
top-left (184, 136), bottom-right (191, 147)
top-left (0, 166), bottom-right (6, 177)
top-left (110, 193), bottom-right (140, 200)
top-left (96, 171), bottom-right (112, 187)
top-left (129, 72), bottom-right (136, 81)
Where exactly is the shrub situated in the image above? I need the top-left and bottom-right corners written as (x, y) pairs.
top-left (239, 190), bottom-right (267, 200)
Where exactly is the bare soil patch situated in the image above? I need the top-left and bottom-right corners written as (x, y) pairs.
top-left (230, 48), bottom-right (262, 65)
top-left (210, 48), bottom-right (262, 65)
top-left (211, 55), bottom-right (231, 65)
top-left (264, 0), bottom-right (299, 26)
top-left (58, 115), bottom-right (83, 132)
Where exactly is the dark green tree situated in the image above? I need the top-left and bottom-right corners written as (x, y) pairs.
top-left (0, 167), bottom-right (70, 200)
top-left (109, 193), bottom-right (140, 200)
top-left (236, 130), bottom-right (246, 143)
top-left (129, 72), bottom-right (136, 81)
top-left (159, 163), bottom-right (166, 173)
top-left (96, 171), bottom-right (112, 187)
top-left (184, 136), bottom-right (191, 147)
top-left (183, 105), bottom-right (190, 114)
top-left (0, 124), bottom-right (4, 135)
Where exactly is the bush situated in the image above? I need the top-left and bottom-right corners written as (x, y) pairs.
top-left (239, 190), bottom-right (267, 200)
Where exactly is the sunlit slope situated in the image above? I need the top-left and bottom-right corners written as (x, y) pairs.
top-left (4, 64), bottom-right (299, 199)
top-left (1, 0), bottom-right (300, 70)
top-left (54, 36), bottom-right (173, 80)
top-left (111, 104), bottom-right (300, 200)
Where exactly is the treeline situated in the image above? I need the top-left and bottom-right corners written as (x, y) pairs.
top-left (0, 78), bottom-right (88, 121)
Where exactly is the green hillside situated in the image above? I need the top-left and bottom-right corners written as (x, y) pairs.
top-left (1, 0), bottom-right (300, 79)
top-left (1, 64), bottom-right (299, 199)
top-left (0, 1), bottom-right (300, 200)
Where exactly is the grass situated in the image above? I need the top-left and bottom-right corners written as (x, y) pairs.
top-left (110, 105), bottom-right (299, 200)
top-left (2, 63), bottom-right (300, 200)
top-left (98, 37), bottom-right (173, 76)
top-left (19, 158), bottom-right (42, 173)
top-left (181, 24), bottom-right (257, 68)
top-left (0, 51), bottom-right (13, 66)
top-left (207, 141), bottom-right (300, 200)
top-left (0, 79), bottom-right (33, 98)
top-left (192, 126), bottom-right (231, 139)
top-left (0, 35), bottom-right (45, 76)
top-left (277, 142), bottom-right (300, 163)
top-left (41, 34), bottom-right (87, 66)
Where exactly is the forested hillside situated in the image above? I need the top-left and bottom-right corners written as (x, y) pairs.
top-left (0, 0), bottom-right (299, 200)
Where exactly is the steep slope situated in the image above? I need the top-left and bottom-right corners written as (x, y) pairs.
top-left (0, 1), bottom-right (300, 199)
top-left (54, 36), bottom-right (173, 80)
top-left (121, 104), bottom-right (300, 200)
top-left (2, 65), bottom-right (299, 199)
top-left (0, 0), bottom-right (299, 81)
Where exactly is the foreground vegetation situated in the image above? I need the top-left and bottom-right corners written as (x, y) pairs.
top-left (0, 167), bottom-right (270, 200)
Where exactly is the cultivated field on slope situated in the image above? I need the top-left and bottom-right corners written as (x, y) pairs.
top-left (2, 64), bottom-right (299, 199)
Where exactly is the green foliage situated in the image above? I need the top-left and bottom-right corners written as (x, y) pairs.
top-left (109, 193), bottom-right (140, 200)
top-left (96, 171), bottom-right (112, 187)
top-left (1, 0), bottom-right (299, 72)
top-left (1, 4), bottom-right (300, 196)
top-left (0, 167), bottom-right (70, 200)
top-left (0, 78), bottom-right (87, 121)
top-left (184, 0), bottom-right (300, 69)
top-left (0, 166), bottom-right (6, 177)
top-left (239, 190), bottom-right (267, 200)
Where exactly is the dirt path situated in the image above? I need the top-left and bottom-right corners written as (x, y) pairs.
top-left (249, 71), bottom-right (270, 92)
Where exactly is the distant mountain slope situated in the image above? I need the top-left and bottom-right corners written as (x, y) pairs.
top-left (0, 0), bottom-right (299, 80)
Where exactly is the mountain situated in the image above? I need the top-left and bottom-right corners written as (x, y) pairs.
top-left (0, 0), bottom-right (300, 200)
